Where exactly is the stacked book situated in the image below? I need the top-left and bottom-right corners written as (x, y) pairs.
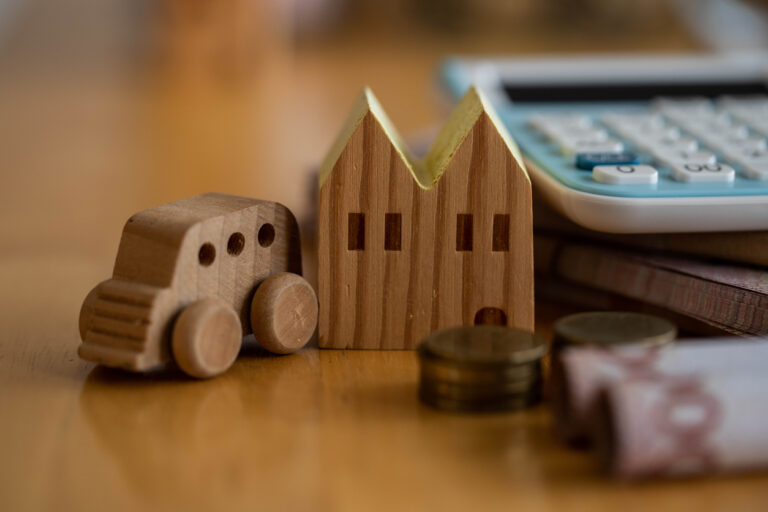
top-left (533, 198), bottom-right (768, 337)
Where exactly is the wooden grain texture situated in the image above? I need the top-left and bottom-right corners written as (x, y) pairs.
top-left (318, 88), bottom-right (533, 349)
top-left (78, 193), bottom-right (304, 373)
top-left (250, 272), bottom-right (318, 354)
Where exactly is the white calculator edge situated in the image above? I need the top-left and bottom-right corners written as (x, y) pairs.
top-left (449, 53), bottom-right (768, 233)
top-left (528, 157), bottom-right (768, 233)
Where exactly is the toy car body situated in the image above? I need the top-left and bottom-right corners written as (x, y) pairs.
top-left (79, 193), bottom-right (315, 377)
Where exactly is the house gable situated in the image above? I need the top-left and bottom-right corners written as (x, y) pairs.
top-left (320, 86), bottom-right (527, 190)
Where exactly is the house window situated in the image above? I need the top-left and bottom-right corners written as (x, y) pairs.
top-left (456, 214), bottom-right (473, 251)
top-left (493, 214), bottom-right (510, 252)
top-left (385, 213), bottom-right (402, 251)
top-left (348, 213), bottom-right (365, 250)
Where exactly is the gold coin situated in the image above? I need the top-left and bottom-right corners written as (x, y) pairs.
top-left (419, 326), bottom-right (547, 366)
top-left (420, 355), bottom-right (541, 385)
top-left (553, 311), bottom-right (676, 350)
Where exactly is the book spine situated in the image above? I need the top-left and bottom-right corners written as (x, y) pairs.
top-left (549, 243), bottom-right (768, 335)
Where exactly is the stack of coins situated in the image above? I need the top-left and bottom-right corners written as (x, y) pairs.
top-left (552, 311), bottom-right (677, 352)
top-left (418, 326), bottom-right (547, 412)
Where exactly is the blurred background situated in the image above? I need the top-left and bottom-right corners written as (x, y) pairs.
top-left (1, 0), bottom-right (767, 269)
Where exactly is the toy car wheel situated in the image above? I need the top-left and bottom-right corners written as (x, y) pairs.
top-left (172, 298), bottom-right (243, 378)
top-left (250, 272), bottom-right (318, 354)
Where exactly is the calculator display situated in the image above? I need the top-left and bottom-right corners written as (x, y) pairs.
top-left (503, 81), bottom-right (768, 103)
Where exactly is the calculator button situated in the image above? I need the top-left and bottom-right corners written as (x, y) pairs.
top-left (529, 114), bottom-right (591, 131)
top-left (697, 133), bottom-right (747, 150)
top-left (603, 112), bottom-right (664, 125)
top-left (621, 126), bottom-right (680, 142)
top-left (544, 126), bottom-right (608, 143)
top-left (670, 163), bottom-right (735, 183)
top-left (718, 95), bottom-right (768, 109)
top-left (654, 97), bottom-right (713, 118)
top-left (689, 125), bottom-right (749, 144)
top-left (735, 111), bottom-right (768, 124)
top-left (742, 161), bottom-right (768, 181)
top-left (654, 149), bottom-right (716, 168)
top-left (654, 97), bottom-right (711, 109)
top-left (726, 148), bottom-right (768, 166)
top-left (575, 151), bottom-right (638, 170)
top-left (678, 111), bottom-right (733, 127)
top-left (720, 98), bottom-right (768, 119)
top-left (559, 139), bottom-right (624, 155)
top-left (646, 135), bottom-right (699, 153)
top-left (730, 136), bottom-right (768, 152)
top-left (747, 120), bottom-right (768, 136)
top-left (717, 137), bottom-right (768, 160)
top-left (731, 114), bottom-right (768, 134)
top-left (593, 164), bottom-right (658, 185)
top-left (603, 113), bottom-right (665, 133)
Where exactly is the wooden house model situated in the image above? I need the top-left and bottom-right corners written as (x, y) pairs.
top-left (317, 87), bottom-right (533, 349)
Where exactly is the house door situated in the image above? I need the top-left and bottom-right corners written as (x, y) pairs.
top-left (474, 307), bottom-right (507, 326)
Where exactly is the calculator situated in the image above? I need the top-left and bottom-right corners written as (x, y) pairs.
top-left (441, 54), bottom-right (768, 233)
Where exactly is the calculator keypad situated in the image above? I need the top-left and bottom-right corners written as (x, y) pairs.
top-left (527, 95), bottom-right (768, 185)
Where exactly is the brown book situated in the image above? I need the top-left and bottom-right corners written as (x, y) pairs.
top-left (535, 275), bottom-right (731, 337)
top-left (534, 234), bottom-right (768, 336)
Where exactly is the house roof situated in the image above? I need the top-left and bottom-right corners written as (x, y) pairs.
top-left (318, 86), bottom-right (529, 190)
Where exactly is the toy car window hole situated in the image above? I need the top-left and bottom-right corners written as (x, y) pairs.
top-left (258, 223), bottom-right (275, 247)
top-left (198, 243), bottom-right (216, 266)
top-left (227, 232), bottom-right (245, 255)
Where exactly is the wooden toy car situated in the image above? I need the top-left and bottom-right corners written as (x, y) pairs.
top-left (78, 193), bottom-right (318, 378)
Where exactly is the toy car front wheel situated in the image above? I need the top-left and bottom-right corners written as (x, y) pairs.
top-left (172, 298), bottom-right (243, 378)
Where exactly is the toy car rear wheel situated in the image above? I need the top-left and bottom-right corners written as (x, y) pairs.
top-left (250, 272), bottom-right (318, 354)
top-left (172, 298), bottom-right (243, 378)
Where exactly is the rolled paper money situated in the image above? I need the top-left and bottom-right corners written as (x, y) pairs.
top-left (593, 373), bottom-right (768, 479)
top-left (550, 338), bottom-right (768, 443)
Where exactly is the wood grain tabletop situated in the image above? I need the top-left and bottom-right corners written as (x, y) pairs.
top-left (2, 2), bottom-right (767, 510)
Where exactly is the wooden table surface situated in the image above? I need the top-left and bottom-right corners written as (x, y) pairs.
top-left (2, 4), bottom-right (768, 510)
